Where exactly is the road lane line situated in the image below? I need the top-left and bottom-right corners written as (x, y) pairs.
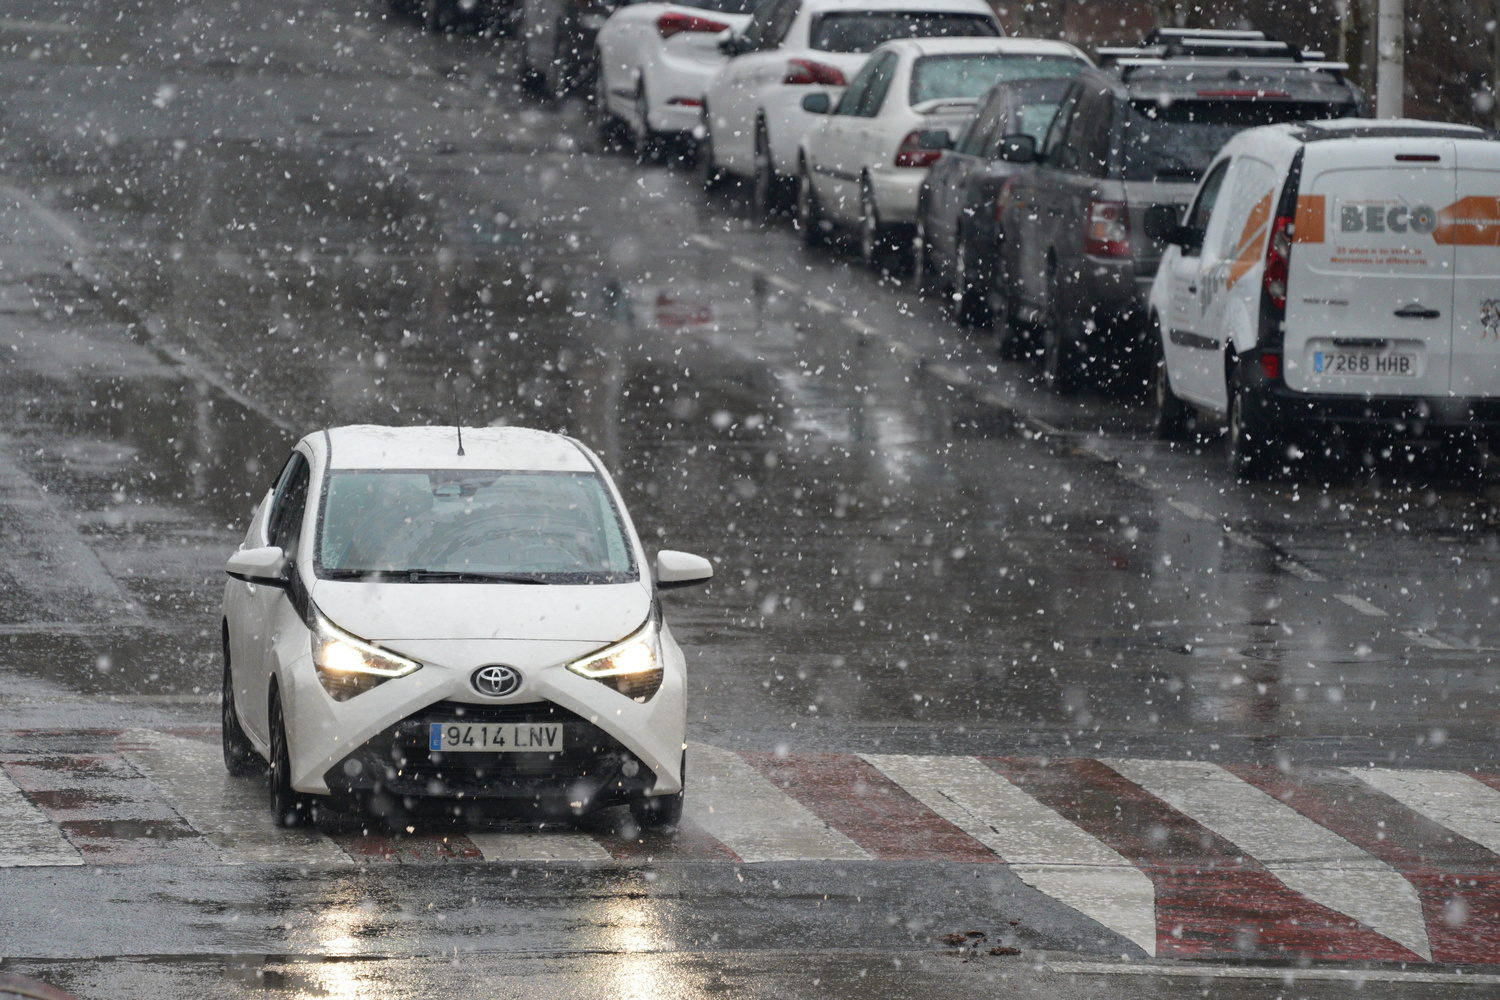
top-left (684, 744), bottom-right (869, 862)
top-left (1275, 558), bottom-right (1325, 582)
top-left (864, 754), bottom-right (1156, 956)
top-left (1335, 594), bottom-right (1388, 617)
top-left (805, 297), bottom-right (840, 314)
top-left (0, 767), bottom-right (83, 867)
top-left (686, 233), bottom-right (724, 250)
top-left (118, 729), bottom-right (349, 866)
top-left (1102, 758), bottom-right (1430, 961)
top-left (765, 273), bottom-right (801, 293)
top-left (730, 255), bottom-right (762, 274)
top-left (1346, 768), bottom-right (1500, 857)
top-left (467, 832), bottom-right (612, 862)
top-left (1401, 628), bottom-right (1458, 649)
top-left (845, 317), bottom-right (878, 336)
top-left (1043, 961), bottom-right (1500, 986)
top-left (1223, 528), bottom-right (1267, 551)
top-left (1166, 498), bottom-right (1214, 521)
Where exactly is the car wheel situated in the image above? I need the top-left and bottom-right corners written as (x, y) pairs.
top-left (751, 121), bottom-right (784, 221)
top-left (698, 114), bottom-right (726, 192)
top-left (952, 233), bottom-right (991, 329)
top-left (1226, 371), bottom-right (1279, 478)
top-left (795, 163), bottom-right (825, 246)
top-left (633, 83), bottom-right (664, 165)
top-left (221, 629), bottom-right (264, 777)
top-left (594, 60), bottom-right (629, 151)
top-left (913, 213), bottom-right (938, 295)
top-left (1041, 271), bottom-right (1082, 393)
top-left (859, 180), bottom-right (905, 274)
top-left (268, 686), bottom-right (313, 828)
top-left (629, 752), bottom-right (685, 831)
top-left (1151, 325), bottom-right (1194, 441)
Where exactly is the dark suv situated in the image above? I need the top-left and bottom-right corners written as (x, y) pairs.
top-left (994, 29), bottom-right (1368, 391)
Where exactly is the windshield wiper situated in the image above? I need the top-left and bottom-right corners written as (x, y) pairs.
top-left (398, 570), bottom-right (550, 584)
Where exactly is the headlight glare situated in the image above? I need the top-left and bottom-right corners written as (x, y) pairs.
top-left (310, 609), bottom-right (421, 701)
top-left (566, 620), bottom-right (663, 701)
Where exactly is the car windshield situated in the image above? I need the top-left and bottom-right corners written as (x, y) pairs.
top-left (675, 0), bottom-right (758, 13)
top-left (909, 54), bottom-right (1083, 105)
top-left (317, 470), bottom-right (637, 583)
top-left (809, 12), bottom-right (999, 53)
top-left (1119, 98), bottom-right (1351, 181)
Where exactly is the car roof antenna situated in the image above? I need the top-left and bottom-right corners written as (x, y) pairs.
top-left (456, 424), bottom-right (465, 457)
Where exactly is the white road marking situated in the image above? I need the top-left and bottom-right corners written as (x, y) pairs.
top-left (1347, 767), bottom-right (1500, 857)
top-left (805, 297), bottom-right (839, 315)
top-left (844, 317), bottom-right (878, 336)
top-left (686, 233), bottom-right (724, 250)
top-left (468, 832), bottom-right (612, 862)
top-left (925, 363), bottom-right (971, 386)
top-left (0, 768), bottom-right (83, 867)
top-left (1044, 961), bottom-right (1500, 986)
top-left (864, 754), bottom-right (1156, 956)
top-left (119, 729), bottom-right (349, 866)
top-left (1027, 418), bottom-right (1063, 437)
top-left (1166, 498), bottom-right (1214, 521)
top-left (1224, 529), bottom-right (1267, 551)
top-left (1103, 759), bottom-right (1430, 960)
top-left (1336, 594), bottom-right (1388, 617)
top-left (1400, 629), bottom-right (1459, 650)
top-left (684, 744), bottom-right (868, 862)
top-left (1275, 558), bottom-right (1325, 582)
top-left (765, 273), bottom-right (801, 293)
top-left (730, 255), bottom-right (762, 274)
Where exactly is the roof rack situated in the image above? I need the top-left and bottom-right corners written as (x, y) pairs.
top-left (1096, 27), bottom-right (1336, 72)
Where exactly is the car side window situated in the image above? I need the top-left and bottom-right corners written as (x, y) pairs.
top-left (740, 0), bottom-right (782, 52)
top-left (835, 58), bottom-right (877, 115)
top-left (1183, 158), bottom-right (1231, 257)
top-left (754, 0), bottom-right (798, 51)
top-left (958, 92), bottom-right (1003, 157)
top-left (1055, 86), bottom-right (1107, 173)
top-left (1080, 93), bottom-right (1115, 178)
top-left (1040, 84), bottom-right (1080, 163)
top-left (856, 53), bottom-right (897, 117)
top-left (267, 452), bottom-right (311, 554)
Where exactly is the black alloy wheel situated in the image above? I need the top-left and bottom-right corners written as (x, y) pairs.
top-left (750, 121), bottom-right (783, 221)
top-left (795, 164), bottom-right (824, 246)
top-left (697, 115), bottom-right (726, 192)
top-left (912, 213), bottom-right (938, 295)
top-left (630, 751), bottom-right (685, 831)
top-left (951, 233), bottom-right (991, 328)
top-left (268, 686), bottom-right (313, 828)
top-left (593, 59), bottom-right (629, 150)
top-left (1226, 373), bottom-right (1279, 478)
top-left (1041, 272), bottom-right (1082, 393)
top-left (1150, 324), bottom-right (1194, 441)
top-left (633, 83), bottom-right (664, 164)
top-left (221, 630), bottom-right (264, 777)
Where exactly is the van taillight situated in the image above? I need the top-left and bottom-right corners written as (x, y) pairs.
top-left (783, 59), bottom-right (846, 86)
top-left (1084, 200), bottom-right (1131, 257)
top-left (657, 11), bottom-right (729, 37)
top-left (1262, 214), bottom-right (1294, 312)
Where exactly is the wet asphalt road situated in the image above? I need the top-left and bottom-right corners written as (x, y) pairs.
top-left (1, 0), bottom-right (1499, 996)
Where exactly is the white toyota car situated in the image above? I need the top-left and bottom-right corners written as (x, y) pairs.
top-left (699, 0), bottom-right (1001, 218)
top-left (595, 0), bottom-right (758, 161)
top-left (221, 425), bottom-right (712, 829)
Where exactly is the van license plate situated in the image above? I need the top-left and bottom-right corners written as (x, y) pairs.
top-left (1313, 350), bottom-right (1417, 376)
top-left (428, 722), bottom-right (564, 753)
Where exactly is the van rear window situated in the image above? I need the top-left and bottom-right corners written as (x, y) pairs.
top-left (809, 12), bottom-right (999, 53)
top-left (1119, 99), bottom-right (1351, 182)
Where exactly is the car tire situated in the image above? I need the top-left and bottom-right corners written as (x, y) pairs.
top-left (1226, 369), bottom-right (1279, 478)
top-left (698, 114), bottom-right (726, 192)
top-left (1150, 325), bottom-right (1194, 441)
top-left (268, 686), bottom-right (313, 828)
top-left (751, 121), bottom-right (785, 221)
top-left (912, 213), bottom-right (939, 295)
top-left (633, 83), bottom-right (664, 165)
top-left (221, 629), bottom-right (264, 778)
top-left (629, 752), bottom-right (685, 831)
top-left (951, 231), bottom-right (991, 329)
top-left (594, 61), bottom-right (629, 151)
top-left (795, 162), bottom-right (825, 246)
top-left (1041, 271), bottom-right (1083, 393)
top-left (859, 179), bottom-right (904, 274)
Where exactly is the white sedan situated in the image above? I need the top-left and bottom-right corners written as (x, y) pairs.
top-left (700, 0), bottom-right (1002, 219)
top-left (221, 424), bottom-right (712, 830)
top-left (796, 36), bottom-right (1089, 267)
top-left (596, 0), bottom-right (758, 161)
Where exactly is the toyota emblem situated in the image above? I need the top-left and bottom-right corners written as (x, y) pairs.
top-left (471, 665), bottom-right (522, 697)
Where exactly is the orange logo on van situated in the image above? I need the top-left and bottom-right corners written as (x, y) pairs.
top-left (1226, 192), bottom-right (1272, 290)
top-left (1434, 196), bottom-right (1500, 246)
top-left (1293, 195), bottom-right (1325, 243)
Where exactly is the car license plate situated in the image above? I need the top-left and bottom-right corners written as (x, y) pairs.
top-left (428, 722), bottom-right (564, 753)
top-left (1313, 350), bottom-right (1417, 376)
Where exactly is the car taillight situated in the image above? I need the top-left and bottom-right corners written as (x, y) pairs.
top-left (894, 130), bottom-right (944, 168)
top-left (657, 11), bottom-right (729, 38)
top-left (1259, 352), bottom-right (1281, 380)
top-left (1262, 213), bottom-right (1294, 312)
top-left (994, 177), bottom-right (1017, 222)
top-left (783, 59), bottom-right (845, 86)
top-left (1084, 200), bottom-right (1131, 257)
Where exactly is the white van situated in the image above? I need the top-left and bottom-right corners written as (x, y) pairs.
top-left (1144, 119), bottom-right (1500, 475)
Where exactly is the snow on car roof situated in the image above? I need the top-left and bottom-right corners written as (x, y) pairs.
top-left (319, 425), bottom-right (596, 473)
top-left (883, 36), bottom-right (1087, 59)
top-left (799, 0), bottom-right (997, 14)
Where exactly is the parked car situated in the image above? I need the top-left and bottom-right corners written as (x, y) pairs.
top-left (916, 71), bottom-right (1084, 332)
top-left (994, 28), bottom-right (1368, 392)
top-left (1145, 119), bottom-right (1500, 476)
top-left (520, 0), bottom-right (624, 97)
top-left (390, 0), bottom-right (517, 35)
top-left (596, 0), bottom-right (759, 161)
top-left (797, 37), bottom-right (1087, 272)
top-left (699, 0), bottom-right (1002, 219)
top-left (221, 425), bottom-right (713, 829)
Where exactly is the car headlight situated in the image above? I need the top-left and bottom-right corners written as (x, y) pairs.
top-left (310, 607), bottom-right (421, 702)
top-left (566, 616), bottom-right (663, 702)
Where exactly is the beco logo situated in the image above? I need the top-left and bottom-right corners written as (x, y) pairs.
top-left (1340, 203), bottom-right (1438, 235)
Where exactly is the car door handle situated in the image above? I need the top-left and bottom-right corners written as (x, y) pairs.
top-left (1394, 303), bottom-right (1440, 319)
top-left (1186, 284), bottom-right (1197, 294)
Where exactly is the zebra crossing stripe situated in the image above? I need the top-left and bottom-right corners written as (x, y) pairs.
top-left (0, 767), bottom-right (82, 867)
top-left (1346, 768), bottom-right (1500, 859)
top-left (468, 832), bottom-right (613, 862)
top-left (684, 744), bottom-right (869, 862)
top-left (1103, 759), bottom-right (1431, 961)
top-left (117, 729), bottom-right (348, 866)
top-left (863, 753), bottom-right (1157, 956)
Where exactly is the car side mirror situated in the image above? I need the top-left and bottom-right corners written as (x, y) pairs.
top-left (718, 33), bottom-right (744, 56)
top-left (226, 545), bottom-right (289, 587)
top-left (997, 133), bottom-right (1036, 164)
top-left (1143, 203), bottom-right (1182, 242)
top-left (655, 550), bottom-right (713, 590)
top-left (801, 92), bottom-right (831, 115)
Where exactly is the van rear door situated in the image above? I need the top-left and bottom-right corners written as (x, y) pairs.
top-left (1283, 138), bottom-right (1456, 398)
top-left (1446, 140), bottom-right (1500, 397)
